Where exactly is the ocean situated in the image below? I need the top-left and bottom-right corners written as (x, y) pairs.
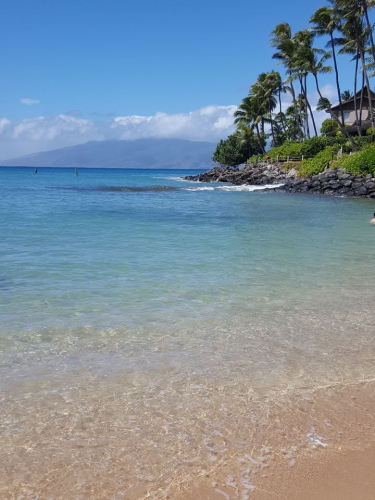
top-left (1, 166), bottom-right (375, 499)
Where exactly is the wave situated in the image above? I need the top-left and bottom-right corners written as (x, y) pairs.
top-left (97, 185), bottom-right (178, 192)
top-left (50, 183), bottom-right (284, 194)
top-left (184, 183), bottom-right (284, 192)
top-left (185, 186), bottom-right (215, 191)
top-left (50, 185), bottom-right (179, 193)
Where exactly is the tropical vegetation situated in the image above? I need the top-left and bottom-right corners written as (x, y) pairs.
top-left (212, 0), bottom-right (375, 175)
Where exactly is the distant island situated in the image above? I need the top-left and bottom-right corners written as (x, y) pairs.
top-left (0, 138), bottom-right (216, 170)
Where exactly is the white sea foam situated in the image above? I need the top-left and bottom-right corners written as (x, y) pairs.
top-left (154, 176), bottom-right (190, 182)
top-left (307, 427), bottom-right (328, 448)
top-left (184, 183), bottom-right (284, 192)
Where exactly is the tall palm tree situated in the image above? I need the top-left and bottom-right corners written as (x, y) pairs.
top-left (335, 1), bottom-right (375, 127)
top-left (285, 97), bottom-right (306, 141)
top-left (296, 48), bottom-right (333, 102)
top-left (334, 0), bottom-right (375, 65)
top-left (266, 71), bottom-right (287, 133)
top-left (270, 23), bottom-right (302, 140)
top-left (310, 6), bottom-right (346, 127)
top-left (291, 30), bottom-right (313, 138)
top-left (336, 17), bottom-right (362, 133)
top-left (250, 73), bottom-right (278, 146)
top-left (237, 124), bottom-right (260, 158)
top-left (234, 96), bottom-right (266, 154)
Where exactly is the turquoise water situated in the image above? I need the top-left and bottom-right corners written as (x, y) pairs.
top-left (1, 166), bottom-right (375, 382)
top-left (1, 166), bottom-right (375, 498)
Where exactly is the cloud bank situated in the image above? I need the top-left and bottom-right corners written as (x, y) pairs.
top-left (0, 105), bottom-right (237, 160)
top-left (0, 86), bottom-right (337, 160)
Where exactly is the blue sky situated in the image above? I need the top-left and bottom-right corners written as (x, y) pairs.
top-left (0, 0), bottom-right (366, 158)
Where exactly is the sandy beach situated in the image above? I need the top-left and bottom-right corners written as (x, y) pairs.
top-left (177, 381), bottom-right (375, 500)
top-left (1, 373), bottom-right (374, 499)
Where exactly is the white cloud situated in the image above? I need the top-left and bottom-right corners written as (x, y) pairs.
top-left (0, 105), bottom-right (237, 160)
top-left (111, 106), bottom-right (237, 141)
top-left (20, 98), bottom-right (40, 105)
top-left (0, 88), bottom-right (341, 160)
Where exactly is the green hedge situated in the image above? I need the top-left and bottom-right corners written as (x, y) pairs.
top-left (248, 136), bottom-right (347, 163)
top-left (297, 145), bottom-right (341, 177)
top-left (340, 144), bottom-right (375, 177)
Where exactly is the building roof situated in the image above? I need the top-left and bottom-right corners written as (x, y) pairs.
top-left (330, 86), bottom-right (375, 111)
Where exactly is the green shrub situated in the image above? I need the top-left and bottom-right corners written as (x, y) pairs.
top-left (263, 136), bottom-right (346, 161)
top-left (353, 135), bottom-right (375, 148)
top-left (330, 153), bottom-right (350, 169)
top-left (366, 127), bottom-right (375, 136)
top-left (320, 118), bottom-right (339, 136)
top-left (341, 144), bottom-right (375, 177)
top-left (297, 145), bottom-right (341, 177)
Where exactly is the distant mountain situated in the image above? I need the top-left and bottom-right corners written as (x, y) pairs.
top-left (0, 139), bottom-right (216, 169)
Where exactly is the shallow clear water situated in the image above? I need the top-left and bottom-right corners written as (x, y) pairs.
top-left (1, 166), bottom-right (375, 498)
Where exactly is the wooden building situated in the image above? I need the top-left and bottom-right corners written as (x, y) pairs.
top-left (329, 86), bottom-right (375, 134)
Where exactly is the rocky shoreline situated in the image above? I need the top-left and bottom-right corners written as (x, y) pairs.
top-left (184, 163), bottom-right (375, 198)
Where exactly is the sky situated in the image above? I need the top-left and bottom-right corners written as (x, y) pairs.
top-left (0, 0), bottom-right (365, 159)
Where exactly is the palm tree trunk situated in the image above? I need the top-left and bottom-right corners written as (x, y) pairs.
top-left (330, 32), bottom-right (345, 127)
top-left (304, 76), bottom-right (317, 136)
top-left (302, 75), bottom-right (311, 139)
top-left (359, 70), bottom-right (365, 133)
top-left (359, 47), bottom-right (374, 127)
top-left (354, 17), bottom-right (374, 128)
top-left (289, 80), bottom-right (301, 141)
top-left (363, 3), bottom-right (375, 66)
top-left (354, 52), bottom-right (361, 136)
top-left (314, 74), bottom-right (356, 149)
top-left (269, 104), bottom-right (276, 146)
top-left (298, 76), bottom-right (308, 139)
top-left (255, 123), bottom-right (266, 154)
top-left (278, 88), bottom-right (286, 133)
top-left (361, 50), bottom-right (375, 127)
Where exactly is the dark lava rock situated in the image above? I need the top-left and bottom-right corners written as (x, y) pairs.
top-left (184, 163), bottom-right (375, 198)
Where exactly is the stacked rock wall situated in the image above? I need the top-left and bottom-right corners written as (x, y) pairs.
top-left (185, 163), bottom-right (375, 198)
top-left (281, 168), bottom-right (375, 198)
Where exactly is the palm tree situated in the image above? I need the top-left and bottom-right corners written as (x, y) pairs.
top-left (310, 6), bottom-right (346, 127)
top-left (270, 23), bottom-right (302, 140)
top-left (341, 90), bottom-right (354, 101)
top-left (334, 0), bottom-right (375, 66)
top-left (284, 97), bottom-right (306, 141)
top-left (251, 73), bottom-right (278, 145)
top-left (234, 96), bottom-right (266, 154)
top-left (336, 16), bottom-right (363, 133)
top-left (291, 29), bottom-right (315, 138)
top-left (237, 124), bottom-right (260, 159)
top-left (335, 1), bottom-right (375, 127)
top-left (265, 71), bottom-right (287, 133)
top-left (292, 32), bottom-right (330, 138)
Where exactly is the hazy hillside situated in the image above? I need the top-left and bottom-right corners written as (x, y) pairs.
top-left (0, 139), bottom-right (216, 169)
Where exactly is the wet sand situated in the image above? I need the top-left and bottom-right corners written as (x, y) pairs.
top-left (1, 374), bottom-right (374, 499)
top-left (181, 446), bottom-right (375, 500)
top-left (177, 380), bottom-right (375, 500)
